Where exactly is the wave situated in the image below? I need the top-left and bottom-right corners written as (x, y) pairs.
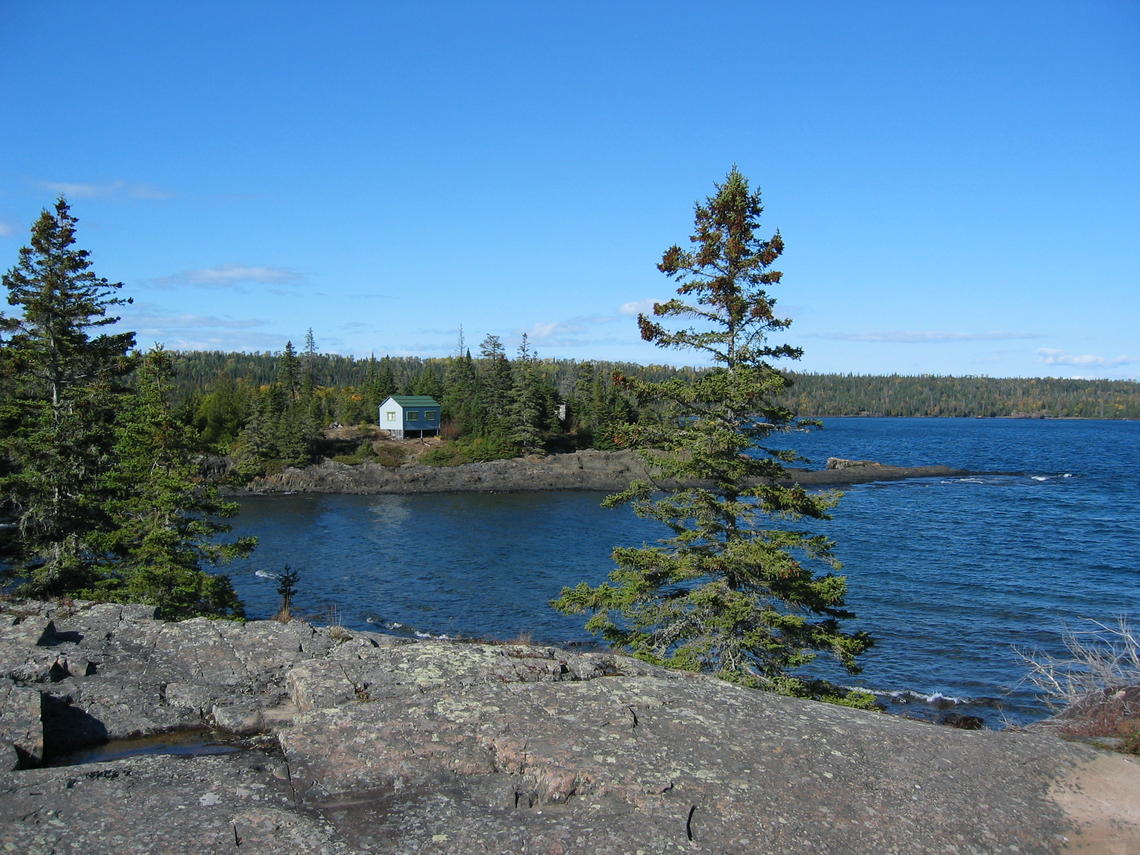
top-left (379, 619), bottom-right (451, 640)
top-left (943, 472), bottom-right (1077, 487)
top-left (847, 685), bottom-right (1009, 714)
top-left (882, 689), bottom-right (968, 709)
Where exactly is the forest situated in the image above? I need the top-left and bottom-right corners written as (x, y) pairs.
top-left (168, 343), bottom-right (1140, 470)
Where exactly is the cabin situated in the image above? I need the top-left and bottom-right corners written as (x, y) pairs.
top-left (378, 395), bottom-right (442, 439)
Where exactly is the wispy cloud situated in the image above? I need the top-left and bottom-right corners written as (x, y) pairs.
top-left (811, 330), bottom-right (1042, 343)
top-left (619, 298), bottom-right (660, 316)
top-left (514, 315), bottom-right (650, 353)
top-left (136, 331), bottom-right (297, 352)
top-left (1036, 348), bottom-right (1137, 368)
top-left (0, 221), bottom-right (16, 238)
top-left (525, 316), bottom-right (613, 342)
top-left (113, 307), bottom-right (286, 352)
top-left (126, 313), bottom-right (267, 333)
top-left (148, 264), bottom-right (305, 289)
top-left (40, 180), bottom-right (172, 200)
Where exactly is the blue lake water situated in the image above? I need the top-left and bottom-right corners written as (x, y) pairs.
top-left (224, 418), bottom-right (1140, 726)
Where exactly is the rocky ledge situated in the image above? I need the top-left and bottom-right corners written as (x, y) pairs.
top-left (1, 600), bottom-right (1138, 853)
top-left (242, 449), bottom-right (971, 495)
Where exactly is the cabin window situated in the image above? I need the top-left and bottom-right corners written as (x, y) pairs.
top-left (386, 411), bottom-right (395, 421)
top-left (406, 411), bottom-right (419, 421)
top-left (425, 411), bottom-right (437, 422)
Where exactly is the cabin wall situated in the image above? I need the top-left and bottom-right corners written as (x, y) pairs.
top-left (379, 400), bottom-right (405, 438)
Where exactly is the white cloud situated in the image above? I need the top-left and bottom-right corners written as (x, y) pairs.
top-left (1035, 348), bottom-right (1136, 368)
top-left (0, 221), bottom-right (15, 237)
top-left (527, 321), bottom-right (560, 339)
top-left (812, 330), bottom-right (1042, 343)
top-left (125, 313), bottom-right (267, 332)
top-left (40, 180), bottom-right (171, 200)
top-left (513, 315), bottom-right (638, 352)
top-left (149, 264), bottom-right (305, 288)
top-left (619, 298), bottom-right (659, 316)
top-left (136, 331), bottom-right (295, 352)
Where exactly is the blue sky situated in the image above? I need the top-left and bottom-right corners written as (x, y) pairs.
top-left (2, 1), bottom-right (1137, 379)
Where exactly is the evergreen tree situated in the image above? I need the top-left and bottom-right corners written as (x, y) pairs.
top-left (0, 198), bottom-right (136, 595)
top-left (362, 355), bottom-right (398, 419)
top-left (302, 328), bottom-right (318, 399)
top-left (410, 368), bottom-right (444, 400)
top-left (98, 348), bottom-right (251, 618)
top-left (443, 349), bottom-right (480, 434)
top-left (509, 333), bottom-right (546, 454)
top-left (193, 370), bottom-right (247, 449)
top-left (301, 328), bottom-right (323, 425)
top-left (554, 169), bottom-right (873, 704)
top-left (278, 341), bottom-right (300, 404)
top-left (478, 334), bottom-right (512, 439)
top-left (230, 392), bottom-right (277, 477)
top-left (274, 405), bottom-right (315, 468)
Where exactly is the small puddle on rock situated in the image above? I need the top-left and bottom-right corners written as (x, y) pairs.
top-left (48, 728), bottom-right (249, 766)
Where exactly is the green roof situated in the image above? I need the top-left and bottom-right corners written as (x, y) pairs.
top-left (388, 395), bottom-right (440, 408)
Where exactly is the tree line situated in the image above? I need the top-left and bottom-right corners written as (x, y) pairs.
top-left (785, 372), bottom-right (1139, 419)
top-left (170, 348), bottom-right (1139, 473)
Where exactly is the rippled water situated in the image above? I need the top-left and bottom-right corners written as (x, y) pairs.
top-left (225, 418), bottom-right (1140, 726)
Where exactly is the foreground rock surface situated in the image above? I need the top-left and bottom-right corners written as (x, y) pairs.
top-left (243, 448), bottom-right (971, 494)
top-left (1, 600), bottom-right (1137, 854)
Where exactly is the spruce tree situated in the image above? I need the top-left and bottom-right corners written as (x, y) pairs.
top-left (301, 328), bottom-right (323, 425)
top-left (363, 356), bottom-right (398, 419)
top-left (443, 349), bottom-right (480, 435)
top-left (554, 168), bottom-right (873, 704)
top-left (278, 341), bottom-right (300, 404)
top-left (0, 198), bottom-right (135, 595)
top-left (99, 348), bottom-right (251, 618)
top-left (509, 333), bottom-right (546, 454)
top-left (301, 328), bottom-right (318, 400)
top-left (478, 334), bottom-right (513, 440)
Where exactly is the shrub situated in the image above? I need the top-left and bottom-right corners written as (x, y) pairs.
top-left (1016, 618), bottom-right (1140, 745)
top-left (421, 436), bottom-right (518, 467)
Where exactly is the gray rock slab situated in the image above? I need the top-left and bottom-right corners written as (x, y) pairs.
top-left (0, 750), bottom-right (353, 855)
top-left (1, 599), bottom-right (1138, 853)
top-left (280, 674), bottom-right (1120, 854)
top-left (0, 678), bottom-right (42, 768)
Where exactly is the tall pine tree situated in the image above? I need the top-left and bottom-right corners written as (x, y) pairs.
top-left (0, 198), bottom-right (135, 595)
top-left (554, 169), bottom-right (873, 704)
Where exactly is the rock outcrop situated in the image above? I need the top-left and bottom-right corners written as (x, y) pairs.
top-left (2, 599), bottom-right (1137, 854)
top-left (242, 449), bottom-right (970, 495)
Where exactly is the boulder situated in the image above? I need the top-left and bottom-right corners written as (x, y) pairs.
top-left (826, 456), bottom-right (884, 469)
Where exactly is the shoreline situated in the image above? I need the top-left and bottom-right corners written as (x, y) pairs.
top-left (235, 449), bottom-right (975, 496)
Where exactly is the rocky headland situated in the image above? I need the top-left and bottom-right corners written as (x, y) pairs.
top-left (241, 449), bottom-right (972, 495)
top-left (2, 599), bottom-right (1138, 854)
